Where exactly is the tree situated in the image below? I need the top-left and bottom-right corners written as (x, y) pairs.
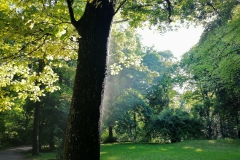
top-left (180, 3), bottom-right (240, 139)
top-left (102, 29), bottom-right (176, 143)
top-left (1, 0), bottom-right (77, 156)
top-left (0, 0), bottom-right (73, 110)
top-left (63, 1), bottom-right (115, 159)
top-left (102, 26), bottom-right (147, 143)
top-left (38, 61), bottom-right (75, 155)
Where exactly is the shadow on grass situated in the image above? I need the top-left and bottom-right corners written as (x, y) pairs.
top-left (24, 148), bottom-right (58, 160)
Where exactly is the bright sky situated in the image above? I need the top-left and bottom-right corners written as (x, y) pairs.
top-left (138, 26), bottom-right (204, 59)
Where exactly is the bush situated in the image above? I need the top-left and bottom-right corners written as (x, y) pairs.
top-left (151, 108), bottom-right (204, 143)
top-left (103, 136), bottom-right (118, 143)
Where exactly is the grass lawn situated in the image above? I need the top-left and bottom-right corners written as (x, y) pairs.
top-left (25, 139), bottom-right (240, 159)
top-left (29, 153), bottom-right (58, 160)
top-left (101, 139), bottom-right (240, 160)
top-left (25, 150), bottom-right (58, 160)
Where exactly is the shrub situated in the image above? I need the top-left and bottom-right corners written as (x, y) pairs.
top-left (103, 136), bottom-right (118, 143)
top-left (151, 108), bottom-right (204, 143)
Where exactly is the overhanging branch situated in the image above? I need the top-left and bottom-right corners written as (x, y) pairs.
top-left (207, 2), bottom-right (221, 17)
top-left (0, 34), bottom-right (49, 62)
top-left (113, 19), bottom-right (129, 23)
top-left (114, 0), bottom-right (127, 16)
top-left (66, 0), bottom-right (77, 27)
top-left (165, 0), bottom-right (172, 23)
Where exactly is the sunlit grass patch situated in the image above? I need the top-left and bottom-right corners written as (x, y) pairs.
top-left (195, 148), bottom-right (203, 152)
top-left (128, 146), bottom-right (136, 149)
top-left (101, 139), bottom-right (240, 160)
top-left (208, 140), bottom-right (216, 144)
top-left (160, 148), bottom-right (167, 151)
top-left (183, 146), bottom-right (194, 149)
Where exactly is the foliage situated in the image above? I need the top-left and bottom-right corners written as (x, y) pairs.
top-left (0, 0), bottom-right (78, 110)
top-left (146, 74), bottom-right (172, 114)
top-left (120, 0), bottom-right (238, 31)
top-left (108, 26), bottom-right (143, 75)
top-left (103, 136), bottom-right (118, 144)
top-left (103, 29), bottom-right (179, 142)
top-left (0, 98), bottom-right (32, 149)
top-left (102, 25), bottom-right (158, 143)
top-left (180, 3), bottom-right (240, 139)
top-left (151, 108), bottom-right (204, 143)
top-left (0, 60), bottom-right (75, 151)
top-left (102, 21), bottom-right (191, 143)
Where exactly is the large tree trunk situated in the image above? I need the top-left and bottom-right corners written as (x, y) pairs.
top-left (63, 1), bottom-right (115, 159)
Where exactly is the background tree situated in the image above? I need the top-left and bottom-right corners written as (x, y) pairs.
top-left (102, 26), bottom-right (180, 143)
top-left (180, 3), bottom-right (240, 139)
top-left (0, 0), bottom-right (77, 155)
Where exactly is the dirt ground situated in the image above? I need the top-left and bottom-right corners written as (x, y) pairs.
top-left (0, 146), bottom-right (32, 160)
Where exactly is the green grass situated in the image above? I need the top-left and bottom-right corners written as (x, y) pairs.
top-left (30, 153), bottom-right (58, 160)
top-left (100, 139), bottom-right (240, 160)
top-left (25, 150), bottom-right (58, 160)
top-left (23, 139), bottom-right (240, 159)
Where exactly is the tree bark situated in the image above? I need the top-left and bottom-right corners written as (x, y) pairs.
top-left (49, 129), bottom-right (55, 150)
top-left (236, 116), bottom-right (240, 139)
top-left (63, 1), bottom-right (115, 159)
top-left (32, 101), bottom-right (40, 156)
top-left (219, 115), bottom-right (225, 138)
top-left (108, 126), bottom-right (113, 138)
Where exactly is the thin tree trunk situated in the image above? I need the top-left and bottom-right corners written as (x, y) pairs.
top-left (219, 115), bottom-right (225, 138)
top-left (49, 129), bottom-right (55, 150)
top-left (32, 101), bottom-right (40, 156)
top-left (236, 116), bottom-right (240, 139)
top-left (32, 59), bottom-right (44, 156)
top-left (238, 130), bottom-right (240, 139)
top-left (134, 112), bottom-right (137, 141)
top-left (206, 112), bottom-right (212, 139)
top-left (108, 126), bottom-right (113, 138)
top-left (63, 1), bottom-right (115, 159)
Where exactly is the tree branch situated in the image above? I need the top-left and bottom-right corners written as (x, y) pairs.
top-left (125, 1), bottom-right (164, 11)
top-left (165, 0), bottom-right (172, 23)
top-left (206, 2), bottom-right (221, 17)
top-left (113, 19), bottom-right (129, 23)
top-left (66, 0), bottom-right (77, 27)
top-left (0, 34), bottom-right (49, 62)
top-left (203, 25), bottom-right (239, 56)
top-left (114, 0), bottom-right (127, 16)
